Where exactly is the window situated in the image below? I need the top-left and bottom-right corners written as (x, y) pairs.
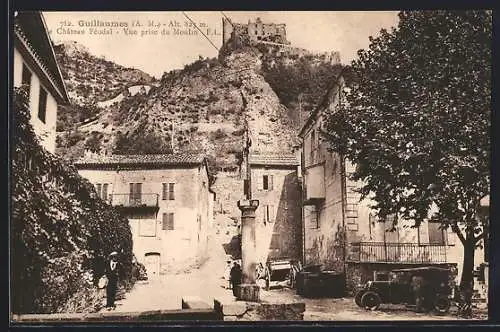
top-left (368, 213), bottom-right (375, 240)
top-left (102, 183), bottom-right (108, 201)
top-left (428, 221), bottom-right (447, 245)
top-left (163, 182), bottom-right (175, 200)
top-left (95, 184), bottom-right (102, 198)
top-left (168, 183), bottom-right (175, 200)
top-left (383, 215), bottom-right (399, 243)
top-left (95, 183), bottom-right (110, 201)
top-left (262, 205), bottom-right (275, 223)
top-left (129, 183), bottom-right (142, 204)
top-left (310, 130), bottom-right (316, 162)
top-left (162, 212), bottom-right (174, 230)
top-left (310, 129), bottom-right (320, 163)
top-left (38, 87), bottom-right (48, 123)
top-left (262, 175), bottom-right (273, 191)
top-left (305, 206), bottom-right (318, 229)
top-left (21, 63), bottom-right (32, 97)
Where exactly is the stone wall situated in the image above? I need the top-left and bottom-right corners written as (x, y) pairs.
top-left (214, 300), bottom-right (305, 321)
top-left (251, 166), bottom-right (302, 263)
top-left (212, 171), bottom-right (244, 218)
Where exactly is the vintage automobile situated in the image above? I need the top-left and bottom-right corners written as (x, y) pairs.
top-left (354, 266), bottom-right (452, 314)
top-left (257, 259), bottom-right (302, 290)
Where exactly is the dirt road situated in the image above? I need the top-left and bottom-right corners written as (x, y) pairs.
top-left (110, 226), bottom-right (485, 321)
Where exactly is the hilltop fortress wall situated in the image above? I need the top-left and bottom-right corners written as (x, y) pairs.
top-left (222, 17), bottom-right (341, 65)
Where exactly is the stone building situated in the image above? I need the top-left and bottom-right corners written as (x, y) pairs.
top-left (222, 17), bottom-right (288, 45)
top-left (74, 153), bottom-right (215, 276)
top-left (13, 11), bottom-right (70, 153)
top-left (247, 153), bottom-right (302, 264)
top-left (299, 73), bottom-right (468, 291)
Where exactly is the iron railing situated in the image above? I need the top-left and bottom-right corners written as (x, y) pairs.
top-left (111, 193), bottom-right (159, 207)
top-left (348, 242), bottom-right (447, 264)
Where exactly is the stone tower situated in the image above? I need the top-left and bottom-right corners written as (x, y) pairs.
top-left (222, 17), bottom-right (233, 45)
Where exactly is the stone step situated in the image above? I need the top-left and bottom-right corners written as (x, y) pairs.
top-left (181, 296), bottom-right (212, 310)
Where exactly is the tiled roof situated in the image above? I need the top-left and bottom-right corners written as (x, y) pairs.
top-left (74, 153), bottom-right (205, 169)
top-left (249, 153), bottom-right (298, 166)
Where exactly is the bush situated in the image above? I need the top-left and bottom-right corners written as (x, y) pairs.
top-left (11, 88), bottom-right (135, 314)
top-left (211, 128), bottom-right (227, 140)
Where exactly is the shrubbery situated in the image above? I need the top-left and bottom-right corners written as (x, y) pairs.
top-left (11, 88), bottom-right (136, 314)
top-left (261, 56), bottom-right (349, 109)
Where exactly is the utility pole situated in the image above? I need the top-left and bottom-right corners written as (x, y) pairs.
top-left (299, 93), bottom-right (302, 129)
top-left (92, 72), bottom-right (96, 97)
top-left (241, 91), bottom-right (252, 199)
top-left (171, 121), bottom-right (175, 153)
top-left (244, 116), bottom-right (252, 199)
top-left (236, 91), bottom-right (259, 302)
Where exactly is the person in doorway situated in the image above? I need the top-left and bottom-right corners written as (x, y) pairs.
top-left (230, 261), bottom-right (242, 297)
top-left (105, 251), bottom-right (119, 310)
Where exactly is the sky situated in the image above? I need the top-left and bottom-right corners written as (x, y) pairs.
top-left (43, 11), bottom-right (400, 79)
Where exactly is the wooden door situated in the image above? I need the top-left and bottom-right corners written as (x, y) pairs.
top-left (144, 253), bottom-right (160, 278)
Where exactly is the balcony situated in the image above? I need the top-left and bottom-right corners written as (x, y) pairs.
top-left (303, 163), bottom-right (325, 204)
top-left (347, 242), bottom-right (448, 264)
top-left (111, 194), bottom-right (159, 211)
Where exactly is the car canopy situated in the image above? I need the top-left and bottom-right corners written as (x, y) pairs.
top-left (391, 267), bottom-right (450, 273)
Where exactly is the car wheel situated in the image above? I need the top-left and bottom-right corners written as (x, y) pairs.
top-left (433, 295), bottom-right (451, 315)
top-left (354, 291), bottom-right (364, 307)
top-left (361, 291), bottom-right (381, 310)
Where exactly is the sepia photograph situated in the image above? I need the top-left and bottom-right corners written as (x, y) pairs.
top-left (9, 8), bottom-right (491, 323)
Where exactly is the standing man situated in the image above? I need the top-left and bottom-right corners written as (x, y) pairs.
top-left (230, 261), bottom-right (242, 297)
top-left (105, 251), bottom-right (119, 310)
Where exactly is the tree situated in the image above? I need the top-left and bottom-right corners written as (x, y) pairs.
top-left (113, 131), bottom-right (173, 155)
top-left (323, 10), bottom-right (491, 317)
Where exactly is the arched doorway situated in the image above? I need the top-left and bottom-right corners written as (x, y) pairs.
top-left (144, 252), bottom-right (160, 278)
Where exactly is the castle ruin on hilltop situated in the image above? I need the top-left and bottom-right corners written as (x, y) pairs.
top-left (222, 17), bottom-right (341, 66)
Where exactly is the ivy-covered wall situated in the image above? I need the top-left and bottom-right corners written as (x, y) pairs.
top-left (11, 87), bottom-right (136, 314)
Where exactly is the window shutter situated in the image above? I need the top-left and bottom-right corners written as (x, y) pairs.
top-left (162, 213), bottom-right (168, 230)
top-left (257, 176), bottom-right (263, 190)
top-left (38, 87), bottom-right (47, 123)
top-left (168, 213), bottom-right (174, 230)
top-left (22, 64), bottom-right (32, 98)
top-left (169, 183), bottom-right (175, 200)
top-left (102, 184), bottom-right (108, 201)
top-left (129, 183), bottom-right (135, 198)
top-left (136, 183), bottom-right (142, 197)
top-left (428, 222), bottom-right (445, 245)
top-left (269, 175), bottom-right (274, 190)
top-left (162, 183), bottom-right (167, 200)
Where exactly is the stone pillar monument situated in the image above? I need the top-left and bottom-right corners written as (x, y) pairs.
top-left (237, 199), bottom-right (260, 302)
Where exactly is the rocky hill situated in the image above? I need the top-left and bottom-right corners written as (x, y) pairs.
top-left (54, 41), bottom-right (156, 104)
top-left (54, 40), bottom-right (345, 168)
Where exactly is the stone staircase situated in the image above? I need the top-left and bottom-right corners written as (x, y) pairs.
top-left (472, 278), bottom-right (488, 309)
